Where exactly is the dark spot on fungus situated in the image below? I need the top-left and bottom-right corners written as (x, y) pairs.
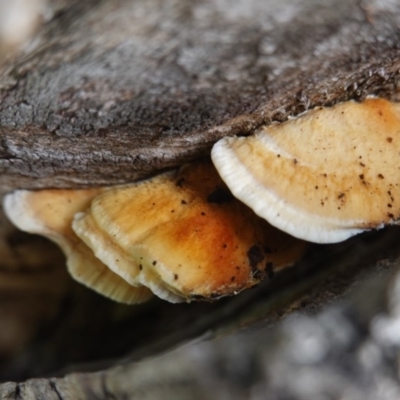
top-left (174, 274), bottom-right (178, 280)
top-left (231, 276), bottom-right (236, 282)
top-left (387, 137), bottom-right (393, 143)
top-left (181, 200), bottom-right (187, 205)
top-left (139, 264), bottom-right (143, 270)
top-left (378, 174), bottom-right (384, 179)
top-left (293, 158), bottom-right (298, 165)
top-left (388, 213), bottom-right (394, 219)
top-left (359, 174), bottom-right (364, 180)
top-left (338, 193), bottom-right (345, 200)
top-left (207, 187), bottom-right (234, 204)
top-left (388, 204), bottom-right (392, 208)
top-left (247, 245), bottom-right (265, 269)
top-left (152, 261), bottom-right (157, 266)
top-left (176, 178), bottom-right (185, 187)
top-left (360, 162), bottom-right (365, 167)
top-left (252, 268), bottom-right (264, 280)
top-left (222, 243), bottom-right (227, 249)
top-left (201, 211), bottom-right (206, 216)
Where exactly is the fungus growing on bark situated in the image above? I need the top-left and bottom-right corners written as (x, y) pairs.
top-left (212, 98), bottom-right (400, 243)
top-left (3, 162), bottom-right (307, 303)
top-left (72, 160), bottom-right (307, 302)
top-left (3, 189), bottom-right (153, 304)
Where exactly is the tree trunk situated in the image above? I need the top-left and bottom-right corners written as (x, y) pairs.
top-left (1, 0), bottom-right (400, 398)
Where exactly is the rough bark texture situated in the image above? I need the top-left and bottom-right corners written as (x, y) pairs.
top-left (1, 0), bottom-right (400, 398)
top-left (0, 0), bottom-right (400, 190)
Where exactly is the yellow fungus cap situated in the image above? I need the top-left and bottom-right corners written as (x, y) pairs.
top-left (73, 161), bottom-right (307, 301)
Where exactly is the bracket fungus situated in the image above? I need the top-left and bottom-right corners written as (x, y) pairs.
top-left (212, 98), bottom-right (400, 244)
top-left (3, 189), bottom-right (154, 305)
top-left (72, 161), bottom-right (307, 302)
top-left (3, 161), bottom-right (307, 304)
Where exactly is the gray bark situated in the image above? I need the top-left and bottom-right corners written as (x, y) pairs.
top-left (1, 0), bottom-right (400, 398)
top-left (0, 0), bottom-right (400, 190)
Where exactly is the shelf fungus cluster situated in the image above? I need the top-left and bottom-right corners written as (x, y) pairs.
top-left (4, 97), bottom-right (400, 304)
top-left (3, 161), bottom-right (307, 304)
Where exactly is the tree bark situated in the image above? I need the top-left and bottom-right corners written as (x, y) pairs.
top-left (0, 0), bottom-right (400, 190)
top-left (1, 0), bottom-right (400, 398)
